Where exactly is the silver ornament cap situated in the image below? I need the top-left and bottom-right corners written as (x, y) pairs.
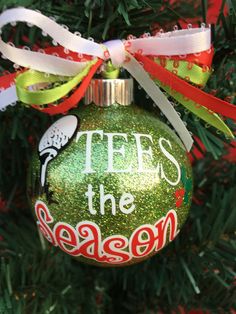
top-left (84, 78), bottom-right (133, 107)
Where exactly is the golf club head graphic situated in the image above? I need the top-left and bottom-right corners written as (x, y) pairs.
top-left (38, 115), bottom-right (78, 187)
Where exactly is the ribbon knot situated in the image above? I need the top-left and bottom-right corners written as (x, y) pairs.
top-left (103, 40), bottom-right (126, 67)
top-left (0, 7), bottom-right (235, 153)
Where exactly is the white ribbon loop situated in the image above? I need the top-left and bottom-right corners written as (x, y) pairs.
top-left (0, 40), bottom-right (90, 76)
top-left (0, 8), bottom-right (211, 76)
top-left (127, 28), bottom-right (211, 56)
top-left (0, 7), bottom-right (212, 151)
top-left (0, 8), bottom-right (104, 57)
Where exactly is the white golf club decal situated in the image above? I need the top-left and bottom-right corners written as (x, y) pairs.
top-left (38, 115), bottom-right (78, 187)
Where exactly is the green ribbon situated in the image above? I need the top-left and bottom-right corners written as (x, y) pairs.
top-left (101, 61), bottom-right (120, 79)
top-left (14, 55), bottom-right (234, 138)
top-left (153, 59), bottom-right (234, 138)
top-left (154, 58), bottom-right (211, 87)
top-left (15, 59), bottom-right (97, 106)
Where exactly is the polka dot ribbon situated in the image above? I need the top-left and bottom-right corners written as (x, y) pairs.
top-left (0, 8), bottom-right (235, 151)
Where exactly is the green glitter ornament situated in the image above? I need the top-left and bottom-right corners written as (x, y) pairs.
top-left (29, 78), bottom-right (192, 267)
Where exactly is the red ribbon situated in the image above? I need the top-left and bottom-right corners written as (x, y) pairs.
top-left (0, 72), bottom-right (17, 89)
top-left (33, 58), bottom-right (102, 115)
top-left (135, 53), bottom-right (236, 121)
top-left (0, 45), bottom-right (235, 119)
top-left (158, 47), bottom-right (214, 67)
top-left (35, 46), bottom-right (102, 115)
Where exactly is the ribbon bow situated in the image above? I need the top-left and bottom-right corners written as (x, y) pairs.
top-left (0, 8), bottom-right (235, 152)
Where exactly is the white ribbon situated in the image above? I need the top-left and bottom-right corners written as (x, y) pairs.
top-left (0, 7), bottom-right (212, 151)
top-left (0, 85), bottom-right (17, 110)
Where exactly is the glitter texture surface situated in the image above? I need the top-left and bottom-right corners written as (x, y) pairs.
top-left (30, 103), bottom-right (192, 266)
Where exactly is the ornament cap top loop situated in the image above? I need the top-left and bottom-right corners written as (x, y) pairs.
top-left (84, 78), bottom-right (133, 107)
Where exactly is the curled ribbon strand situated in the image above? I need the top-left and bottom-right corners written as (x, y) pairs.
top-left (0, 8), bottom-right (234, 151)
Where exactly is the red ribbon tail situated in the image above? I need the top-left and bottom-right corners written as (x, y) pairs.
top-left (135, 53), bottom-right (236, 121)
